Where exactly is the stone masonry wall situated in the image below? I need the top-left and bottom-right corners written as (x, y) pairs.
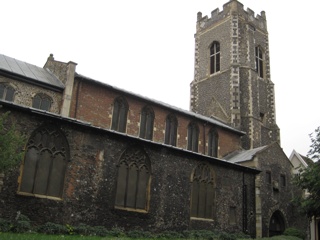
top-left (0, 103), bottom-right (257, 236)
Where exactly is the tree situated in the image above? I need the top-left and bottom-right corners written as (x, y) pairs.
top-left (0, 111), bottom-right (25, 172)
top-left (294, 127), bottom-right (320, 219)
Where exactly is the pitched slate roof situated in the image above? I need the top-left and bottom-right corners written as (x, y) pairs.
top-left (224, 145), bottom-right (267, 163)
top-left (0, 54), bottom-right (64, 89)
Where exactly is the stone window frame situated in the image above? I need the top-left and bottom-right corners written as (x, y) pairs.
top-left (209, 41), bottom-right (220, 75)
top-left (208, 128), bottom-right (218, 157)
top-left (17, 124), bottom-right (69, 200)
top-left (255, 46), bottom-right (265, 78)
top-left (187, 121), bottom-right (199, 152)
top-left (139, 105), bottom-right (154, 140)
top-left (111, 96), bottom-right (129, 133)
top-left (114, 146), bottom-right (151, 213)
top-left (164, 113), bottom-right (178, 146)
top-left (32, 92), bottom-right (52, 111)
top-left (0, 82), bottom-right (16, 102)
top-left (266, 170), bottom-right (272, 184)
top-left (190, 163), bottom-right (215, 221)
top-left (280, 174), bottom-right (286, 188)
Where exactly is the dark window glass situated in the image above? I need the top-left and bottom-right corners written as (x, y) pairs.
top-left (0, 84), bottom-right (15, 102)
top-left (208, 128), bottom-right (218, 157)
top-left (19, 125), bottom-right (69, 198)
top-left (111, 97), bottom-right (128, 132)
top-left (187, 122), bottom-right (199, 152)
top-left (165, 114), bottom-right (177, 146)
top-left (32, 93), bottom-right (51, 111)
top-left (280, 174), bottom-right (286, 187)
top-left (115, 147), bottom-right (151, 211)
top-left (266, 171), bottom-right (271, 184)
top-left (190, 164), bottom-right (215, 219)
top-left (255, 47), bottom-right (264, 78)
top-left (139, 106), bottom-right (154, 140)
top-left (210, 42), bottom-right (220, 74)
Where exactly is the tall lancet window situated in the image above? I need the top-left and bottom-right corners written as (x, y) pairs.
top-left (255, 46), bottom-right (264, 78)
top-left (210, 42), bottom-right (220, 74)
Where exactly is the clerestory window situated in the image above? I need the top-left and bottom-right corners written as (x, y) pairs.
top-left (32, 93), bottom-right (52, 111)
top-left (115, 147), bottom-right (151, 212)
top-left (165, 114), bottom-right (178, 146)
top-left (187, 122), bottom-right (199, 152)
top-left (208, 128), bottom-right (218, 157)
top-left (111, 97), bottom-right (128, 133)
top-left (0, 83), bottom-right (15, 102)
top-left (18, 125), bottom-right (69, 199)
top-left (139, 106), bottom-right (154, 140)
top-left (210, 42), bottom-right (220, 74)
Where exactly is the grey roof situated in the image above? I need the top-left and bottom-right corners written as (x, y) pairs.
top-left (0, 54), bottom-right (64, 89)
top-left (76, 73), bottom-right (245, 135)
top-left (224, 145), bottom-right (267, 163)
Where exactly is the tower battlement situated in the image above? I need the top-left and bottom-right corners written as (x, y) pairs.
top-left (196, 0), bottom-right (266, 32)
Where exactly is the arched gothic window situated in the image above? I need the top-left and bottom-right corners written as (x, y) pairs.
top-left (0, 83), bottom-right (15, 102)
top-left (190, 164), bottom-right (215, 219)
top-left (165, 114), bottom-right (178, 146)
top-left (115, 147), bottom-right (151, 211)
top-left (210, 42), bottom-right (220, 74)
top-left (255, 46), bottom-right (264, 78)
top-left (187, 122), bottom-right (199, 152)
top-left (111, 97), bottom-right (128, 133)
top-left (32, 93), bottom-right (52, 111)
top-left (208, 128), bottom-right (218, 157)
top-left (139, 106), bottom-right (154, 140)
top-left (18, 125), bottom-right (69, 199)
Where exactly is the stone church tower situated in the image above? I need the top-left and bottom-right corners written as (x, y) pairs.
top-left (190, 0), bottom-right (280, 150)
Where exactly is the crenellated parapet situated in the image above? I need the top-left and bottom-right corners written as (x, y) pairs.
top-left (196, 0), bottom-right (267, 33)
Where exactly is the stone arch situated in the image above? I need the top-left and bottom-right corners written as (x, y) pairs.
top-left (269, 210), bottom-right (286, 237)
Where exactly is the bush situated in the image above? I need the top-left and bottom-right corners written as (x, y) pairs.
top-left (11, 213), bottom-right (32, 233)
top-left (108, 226), bottom-right (126, 237)
top-left (91, 225), bottom-right (109, 237)
top-left (218, 231), bottom-right (237, 240)
top-left (73, 223), bottom-right (94, 236)
top-left (284, 227), bottom-right (306, 239)
top-left (127, 229), bottom-right (153, 238)
top-left (156, 230), bottom-right (184, 238)
top-left (36, 222), bottom-right (68, 235)
top-left (0, 218), bottom-right (12, 232)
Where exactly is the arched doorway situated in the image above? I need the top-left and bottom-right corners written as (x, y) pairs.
top-left (269, 210), bottom-right (286, 237)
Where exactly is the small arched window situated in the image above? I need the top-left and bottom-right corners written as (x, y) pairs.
top-left (187, 122), bottom-right (199, 152)
top-left (115, 146), bottom-right (151, 211)
top-left (111, 97), bottom-right (128, 133)
top-left (255, 46), bottom-right (264, 78)
top-left (208, 128), bottom-right (218, 157)
top-left (18, 125), bottom-right (69, 199)
top-left (139, 106), bottom-right (154, 140)
top-left (210, 42), bottom-right (220, 74)
top-left (190, 164), bottom-right (215, 219)
top-left (165, 114), bottom-right (178, 146)
top-left (0, 83), bottom-right (15, 102)
top-left (32, 93), bottom-right (52, 111)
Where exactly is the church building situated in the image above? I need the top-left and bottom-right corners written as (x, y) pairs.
top-left (0, 0), bottom-right (308, 238)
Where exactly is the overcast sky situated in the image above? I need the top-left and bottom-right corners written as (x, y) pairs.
top-left (1, 0), bottom-right (319, 157)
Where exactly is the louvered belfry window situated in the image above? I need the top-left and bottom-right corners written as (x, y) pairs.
top-left (19, 125), bottom-right (69, 199)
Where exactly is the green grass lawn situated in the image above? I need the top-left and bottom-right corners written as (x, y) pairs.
top-left (0, 232), bottom-right (303, 240)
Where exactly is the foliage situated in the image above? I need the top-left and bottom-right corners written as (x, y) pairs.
top-left (0, 111), bottom-right (25, 172)
top-left (36, 222), bottom-right (68, 235)
top-left (308, 126), bottom-right (320, 161)
top-left (283, 227), bottom-right (306, 239)
top-left (293, 127), bottom-right (320, 219)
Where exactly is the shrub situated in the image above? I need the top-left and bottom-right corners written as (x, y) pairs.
top-left (73, 223), bottom-right (94, 236)
top-left (156, 230), bottom-right (184, 239)
top-left (284, 227), bottom-right (306, 239)
top-left (36, 222), bottom-right (68, 235)
top-left (0, 218), bottom-right (12, 232)
top-left (91, 225), bottom-right (109, 237)
top-left (108, 226), bottom-right (126, 237)
top-left (11, 213), bottom-right (32, 233)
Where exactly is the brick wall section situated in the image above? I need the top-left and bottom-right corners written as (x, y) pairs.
top-left (70, 78), bottom-right (242, 158)
top-left (0, 103), bottom-right (258, 236)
